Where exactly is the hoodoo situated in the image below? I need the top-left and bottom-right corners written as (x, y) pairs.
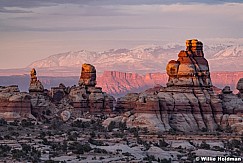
top-left (78, 63), bottom-right (97, 87)
top-left (29, 68), bottom-right (44, 93)
top-left (166, 39), bottom-right (212, 87)
top-left (70, 63), bottom-right (114, 114)
top-left (115, 39), bottom-right (243, 133)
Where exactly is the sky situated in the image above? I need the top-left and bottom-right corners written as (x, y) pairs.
top-left (0, 0), bottom-right (243, 69)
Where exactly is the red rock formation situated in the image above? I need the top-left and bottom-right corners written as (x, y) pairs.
top-left (116, 39), bottom-right (243, 133)
top-left (78, 63), bottom-right (96, 87)
top-left (166, 39), bottom-right (212, 87)
top-left (96, 71), bottom-right (243, 97)
top-left (97, 71), bottom-right (168, 96)
top-left (29, 64), bottom-right (116, 120)
top-left (29, 68), bottom-right (44, 94)
top-left (69, 64), bottom-right (115, 115)
top-left (0, 85), bottom-right (34, 121)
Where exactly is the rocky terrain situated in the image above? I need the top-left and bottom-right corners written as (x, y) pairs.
top-left (0, 39), bottom-right (243, 162)
top-left (0, 64), bottom-right (115, 122)
top-left (114, 39), bottom-right (243, 134)
top-left (1, 117), bottom-right (242, 163)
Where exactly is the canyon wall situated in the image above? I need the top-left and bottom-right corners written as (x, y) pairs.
top-left (0, 71), bottom-right (242, 97)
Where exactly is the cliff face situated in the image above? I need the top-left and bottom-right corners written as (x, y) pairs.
top-left (115, 39), bottom-right (243, 133)
top-left (97, 71), bottom-right (168, 96)
top-left (0, 71), bottom-right (242, 97)
top-left (97, 71), bottom-right (243, 97)
top-left (0, 85), bottom-right (34, 121)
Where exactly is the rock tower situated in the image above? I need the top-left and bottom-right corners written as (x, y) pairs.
top-left (70, 63), bottom-right (114, 114)
top-left (29, 68), bottom-right (44, 93)
top-left (78, 63), bottom-right (97, 87)
top-left (166, 39), bottom-right (212, 87)
top-left (116, 39), bottom-right (224, 132)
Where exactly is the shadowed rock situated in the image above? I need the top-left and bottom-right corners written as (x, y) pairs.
top-left (115, 39), bottom-right (243, 133)
top-left (0, 85), bottom-right (34, 121)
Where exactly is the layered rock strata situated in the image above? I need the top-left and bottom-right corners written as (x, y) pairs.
top-left (78, 63), bottom-right (96, 87)
top-left (29, 68), bottom-right (44, 94)
top-left (29, 64), bottom-right (115, 120)
top-left (116, 39), bottom-right (243, 133)
top-left (28, 69), bottom-right (55, 120)
top-left (0, 85), bottom-right (34, 121)
top-left (70, 63), bottom-right (115, 115)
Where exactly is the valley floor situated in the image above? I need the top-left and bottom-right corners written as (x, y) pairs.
top-left (0, 118), bottom-right (242, 163)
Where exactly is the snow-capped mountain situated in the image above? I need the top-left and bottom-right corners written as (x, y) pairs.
top-left (213, 45), bottom-right (243, 58)
top-left (29, 50), bottom-right (99, 68)
top-left (25, 43), bottom-right (243, 74)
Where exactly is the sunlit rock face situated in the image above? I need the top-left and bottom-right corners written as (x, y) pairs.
top-left (28, 68), bottom-right (54, 120)
top-left (78, 63), bottom-right (97, 87)
top-left (166, 39), bottom-right (212, 87)
top-left (70, 63), bottom-right (115, 115)
top-left (29, 68), bottom-right (44, 93)
top-left (160, 40), bottom-right (220, 132)
top-left (29, 64), bottom-right (115, 120)
top-left (116, 39), bottom-right (243, 133)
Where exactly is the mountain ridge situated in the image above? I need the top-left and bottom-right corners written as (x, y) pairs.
top-left (27, 44), bottom-right (243, 73)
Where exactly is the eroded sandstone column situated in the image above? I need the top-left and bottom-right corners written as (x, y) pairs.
top-left (29, 68), bottom-right (44, 93)
top-left (78, 63), bottom-right (97, 87)
top-left (166, 39), bottom-right (212, 87)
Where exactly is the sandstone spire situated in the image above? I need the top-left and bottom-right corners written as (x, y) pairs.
top-left (78, 63), bottom-right (97, 87)
top-left (29, 68), bottom-right (44, 93)
top-left (166, 39), bottom-right (212, 87)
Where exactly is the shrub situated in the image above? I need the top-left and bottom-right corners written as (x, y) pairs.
top-left (68, 142), bottom-right (92, 154)
top-left (0, 145), bottom-right (11, 157)
top-left (107, 121), bottom-right (116, 132)
top-left (158, 139), bottom-right (169, 148)
top-left (88, 138), bottom-right (105, 146)
top-left (0, 118), bottom-right (7, 126)
top-left (200, 141), bottom-right (210, 150)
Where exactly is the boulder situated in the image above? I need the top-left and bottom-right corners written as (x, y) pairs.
top-left (60, 110), bottom-right (71, 122)
top-left (222, 86), bottom-right (232, 94)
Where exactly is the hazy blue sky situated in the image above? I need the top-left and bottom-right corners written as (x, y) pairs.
top-left (0, 0), bottom-right (243, 68)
